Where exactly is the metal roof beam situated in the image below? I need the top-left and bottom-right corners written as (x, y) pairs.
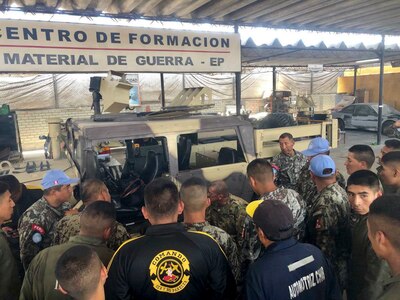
top-left (136, 0), bottom-right (163, 16)
top-left (314, 0), bottom-right (400, 27)
top-left (227, 0), bottom-right (300, 21)
top-left (349, 14), bottom-right (400, 31)
top-left (118, 0), bottom-right (146, 14)
top-left (258, 0), bottom-right (341, 24)
top-left (299, 0), bottom-right (382, 25)
top-left (211, 0), bottom-right (257, 19)
top-left (174, 0), bottom-right (212, 18)
top-left (193, 0), bottom-right (239, 18)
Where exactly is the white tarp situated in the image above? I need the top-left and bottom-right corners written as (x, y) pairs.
top-left (0, 69), bottom-right (339, 111)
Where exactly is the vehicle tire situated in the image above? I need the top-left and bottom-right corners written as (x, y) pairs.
top-left (338, 119), bottom-right (345, 131)
top-left (382, 121), bottom-right (395, 136)
top-left (257, 113), bottom-right (296, 129)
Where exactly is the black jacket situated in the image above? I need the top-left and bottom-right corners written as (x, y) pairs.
top-left (105, 222), bottom-right (236, 300)
top-left (246, 238), bottom-right (341, 300)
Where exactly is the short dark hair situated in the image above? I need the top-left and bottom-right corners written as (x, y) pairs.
top-left (81, 179), bottom-right (107, 203)
top-left (347, 170), bottom-right (380, 192)
top-left (80, 201), bottom-right (116, 236)
top-left (0, 175), bottom-right (20, 195)
top-left (0, 181), bottom-right (10, 199)
top-left (384, 139), bottom-right (400, 150)
top-left (209, 180), bottom-right (229, 197)
top-left (348, 144), bottom-right (375, 169)
top-left (144, 178), bottom-right (179, 218)
top-left (180, 177), bottom-right (207, 213)
top-left (55, 245), bottom-right (102, 300)
top-left (369, 195), bottom-right (400, 251)
top-left (247, 159), bottom-right (273, 182)
top-left (279, 132), bottom-right (293, 140)
top-left (381, 151), bottom-right (400, 165)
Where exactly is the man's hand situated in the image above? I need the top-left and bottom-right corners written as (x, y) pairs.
top-left (394, 120), bottom-right (400, 128)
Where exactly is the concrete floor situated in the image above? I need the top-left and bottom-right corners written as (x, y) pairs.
top-left (330, 129), bottom-right (388, 180)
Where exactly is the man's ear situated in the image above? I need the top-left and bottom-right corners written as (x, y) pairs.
top-left (249, 176), bottom-right (257, 188)
top-left (360, 161), bottom-right (368, 169)
top-left (100, 264), bottom-right (108, 285)
top-left (206, 197), bottom-right (211, 208)
top-left (57, 282), bottom-right (68, 295)
top-left (256, 227), bottom-right (266, 242)
top-left (103, 227), bottom-right (112, 240)
top-left (142, 206), bottom-right (149, 220)
top-left (177, 200), bottom-right (184, 214)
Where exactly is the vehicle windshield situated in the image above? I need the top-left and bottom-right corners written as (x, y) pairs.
top-left (370, 104), bottom-right (400, 115)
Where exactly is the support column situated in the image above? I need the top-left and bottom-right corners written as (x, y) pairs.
top-left (160, 73), bottom-right (166, 108)
top-left (353, 66), bottom-right (358, 97)
top-left (377, 35), bottom-right (385, 145)
top-left (52, 74), bottom-right (59, 108)
top-left (234, 24), bottom-right (241, 116)
top-left (272, 67), bottom-right (276, 98)
top-left (310, 72), bottom-right (314, 94)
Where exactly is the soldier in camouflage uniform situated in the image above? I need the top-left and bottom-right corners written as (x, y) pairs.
top-left (52, 179), bottom-right (130, 251)
top-left (296, 137), bottom-right (346, 208)
top-left (18, 170), bottom-right (78, 270)
top-left (379, 149), bottom-right (400, 195)
top-left (241, 159), bottom-right (306, 276)
top-left (271, 132), bottom-right (308, 189)
top-left (206, 180), bottom-right (247, 247)
top-left (180, 177), bottom-right (241, 283)
top-left (305, 155), bottom-right (351, 291)
top-left (20, 201), bottom-right (115, 300)
top-left (376, 139), bottom-right (400, 193)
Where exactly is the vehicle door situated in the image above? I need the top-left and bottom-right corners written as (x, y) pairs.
top-left (340, 105), bottom-right (355, 128)
top-left (352, 105), bottom-right (378, 129)
top-left (174, 129), bottom-right (254, 201)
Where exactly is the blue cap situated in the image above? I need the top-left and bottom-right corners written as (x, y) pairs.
top-left (41, 169), bottom-right (79, 189)
top-left (302, 137), bottom-right (330, 156)
top-left (309, 155), bottom-right (336, 177)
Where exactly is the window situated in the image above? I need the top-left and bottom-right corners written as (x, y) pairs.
top-left (177, 129), bottom-right (245, 171)
top-left (354, 105), bottom-right (376, 117)
top-left (341, 105), bottom-right (355, 114)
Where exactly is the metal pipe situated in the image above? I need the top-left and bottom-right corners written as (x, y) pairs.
top-left (353, 66), bottom-right (358, 97)
top-left (377, 35), bottom-right (385, 145)
top-left (160, 73), bottom-right (166, 108)
top-left (234, 24), bottom-right (241, 116)
top-left (272, 67), bottom-right (276, 99)
top-left (310, 72), bottom-right (314, 94)
top-left (52, 74), bottom-right (59, 108)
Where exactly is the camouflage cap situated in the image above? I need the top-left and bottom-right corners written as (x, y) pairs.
top-left (246, 199), bottom-right (294, 241)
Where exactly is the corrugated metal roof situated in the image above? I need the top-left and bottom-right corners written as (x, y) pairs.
top-left (241, 37), bottom-right (400, 67)
top-left (2, 0), bottom-right (400, 36)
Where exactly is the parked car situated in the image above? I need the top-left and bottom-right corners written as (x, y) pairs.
top-left (332, 103), bottom-right (400, 134)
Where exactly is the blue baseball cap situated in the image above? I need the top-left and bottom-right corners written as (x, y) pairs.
top-left (302, 137), bottom-right (330, 156)
top-left (41, 169), bottom-right (79, 189)
top-left (309, 155), bottom-right (336, 177)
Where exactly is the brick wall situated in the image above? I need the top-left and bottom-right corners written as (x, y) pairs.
top-left (16, 107), bottom-right (93, 151)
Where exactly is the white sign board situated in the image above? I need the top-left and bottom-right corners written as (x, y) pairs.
top-left (0, 20), bottom-right (241, 73)
top-left (308, 64), bottom-right (323, 72)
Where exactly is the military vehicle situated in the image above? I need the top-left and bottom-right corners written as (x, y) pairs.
top-left (63, 109), bottom-right (337, 227)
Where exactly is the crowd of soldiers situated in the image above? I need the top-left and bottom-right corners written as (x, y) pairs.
top-left (0, 134), bottom-right (400, 299)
